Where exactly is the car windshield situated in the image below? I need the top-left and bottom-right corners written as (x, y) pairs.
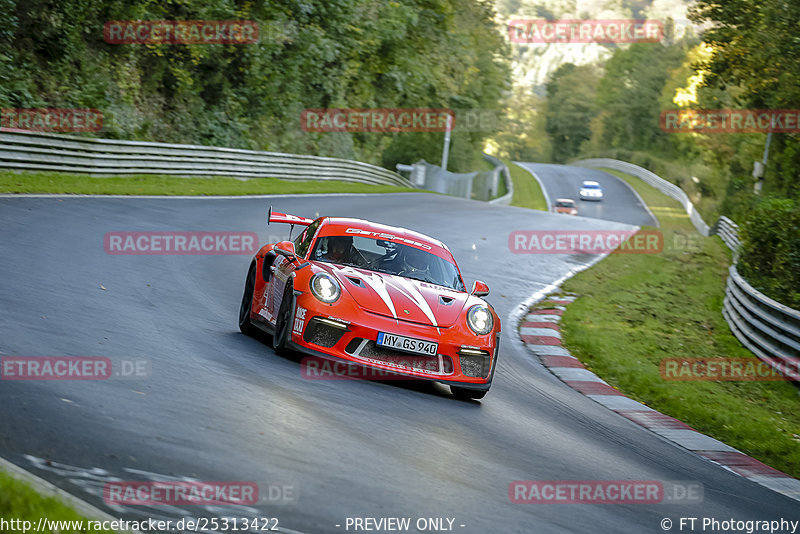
top-left (583, 183), bottom-right (601, 189)
top-left (311, 234), bottom-right (465, 291)
top-left (556, 200), bottom-right (574, 207)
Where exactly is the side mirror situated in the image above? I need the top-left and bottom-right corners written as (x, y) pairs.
top-left (471, 280), bottom-right (490, 297)
top-left (274, 241), bottom-right (297, 261)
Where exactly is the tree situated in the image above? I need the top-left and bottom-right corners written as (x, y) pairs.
top-left (544, 63), bottom-right (598, 163)
top-left (0, 0), bottom-right (510, 172)
top-left (690, 0), bottom-right (800, 198)
top-left (594, 40), bottom-right (689, 154)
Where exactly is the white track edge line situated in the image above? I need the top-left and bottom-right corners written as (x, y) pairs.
top-left (0, 455), bottom-right (143, 534)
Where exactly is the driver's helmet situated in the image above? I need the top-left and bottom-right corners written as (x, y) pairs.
top-left (325, 236), bottom-right (353, 261)
top-left (401, 246), bottom-right (429, 272)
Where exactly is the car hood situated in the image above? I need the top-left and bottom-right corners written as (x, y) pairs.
top-left (322, 264), bottom-right (469, 327)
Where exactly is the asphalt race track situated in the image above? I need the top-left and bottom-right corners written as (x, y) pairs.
top-left (514, 162), bottom-right (658, 227)
top-left (1, 190), bottom-right (798, 533)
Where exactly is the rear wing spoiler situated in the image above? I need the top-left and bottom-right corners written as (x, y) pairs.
top-left (268, 206), bottom-right (314, 227)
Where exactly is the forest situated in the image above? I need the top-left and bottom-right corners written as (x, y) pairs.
top-left (494, 0), bottom-right (799, 305)
top-left (0, 0), bottom-right (510, 172)
top-left (2, 0), bottom-right (797, 304)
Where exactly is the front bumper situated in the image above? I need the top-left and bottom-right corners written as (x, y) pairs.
top-left (289, 293), bottom-right (498, 389)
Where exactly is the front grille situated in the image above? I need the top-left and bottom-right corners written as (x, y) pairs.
top-left (345, 338), bottom-right (453, 375)
top-left (459, 353), bottom-right (490, 378)
top-left (303, 318), bottom-right (347, 348)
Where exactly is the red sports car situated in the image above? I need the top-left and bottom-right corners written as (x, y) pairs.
top-left (238, 208), bottom-right (501, 400)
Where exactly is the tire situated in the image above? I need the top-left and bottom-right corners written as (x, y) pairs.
top-left (450, 386), bottom-right (487, 401)
top-left (238, 263), bottom-right (257, 336)
top-left (272, 281), bottom-right (294, 355)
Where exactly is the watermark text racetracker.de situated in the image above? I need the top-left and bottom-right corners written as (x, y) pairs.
top-left (301, 356), bottom-right (439, 380)
top-left (660, 109), bottom-right (800, 134)
top-left (104, 231), bottom-right (259, 255)
top-left (663, 517), bottom-right (799, 533)
top-left (301, 108), bottom-right (455, 133)
top-left (508, 19), bottom-right (663, 44)
top-left (660, 358), bottom-right (800, 381)
top-left (103, 480), bottom-right (297, 507)
top-left (1, 108), bottom-right (102, 132)
top-left (509, 230), bottom-right (663, 254)
top-left (104, 20), bottom-right (259, 44)
top-left (103, 481), bottom-right (257, 506)
top-left (510, 480), bottom-right (703, 504)
top-left (1, 357), bottom-right (150, 380)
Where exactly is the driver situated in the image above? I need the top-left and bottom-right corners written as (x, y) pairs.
top-left (398, 246), bottom-right (431, 277)
top-left (323, 236), bottom-right (365, 267)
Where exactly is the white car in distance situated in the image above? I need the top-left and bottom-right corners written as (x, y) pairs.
top-left (579, 180), bottom-right (604, 201)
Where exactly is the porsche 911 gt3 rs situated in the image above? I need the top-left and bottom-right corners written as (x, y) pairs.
top-left (238, 208), bottom-right (501, 400)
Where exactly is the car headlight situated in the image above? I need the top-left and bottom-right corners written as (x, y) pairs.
top-left (310, 272), bottom-right (341, 303)
top-left (466, 304), bottom-right (493, 335)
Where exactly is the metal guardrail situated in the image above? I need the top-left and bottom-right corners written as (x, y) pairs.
top-left (723, 265), bottom-right (800, 380)
top-left (417, 160), bottom-right (477, 198)
top-left (414, 156), bottom-right (510, 202)
top-left (717, 218), bottom-right (800, 379)
top-left (571, 157), bottom-right (800, 380)
top-left (571, 158), bottom-right (711, 236)
top-left (484, 153), bottom-right (513, 206)
top-left (0, 130), bottom-right (413, 188)
top-left (714, 215), bottom-right (741, 255)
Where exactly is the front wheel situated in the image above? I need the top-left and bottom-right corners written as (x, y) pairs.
top-left (451, 386), bottom-right (487, 401)
top-left (238, 263), bottom-right (257, 336)
top-left (272, 282), bottom-right (294, 355)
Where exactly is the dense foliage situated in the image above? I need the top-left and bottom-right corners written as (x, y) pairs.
top-left (542, 32), bottom-right (695, 165)
top-left (737, 199), bottom-right (800, 308)
top-left (688, 0), bottom-right (800, 204)
top-left (690, 0), bottom-right (800, 306)
top-left (544, 63), bottom-right (598, 163)
top-left (511, 4), bottom-right (799, 306)
top-left (0, 0), bottom-right (509, 172)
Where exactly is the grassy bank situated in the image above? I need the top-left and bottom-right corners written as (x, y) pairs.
top-left (0, 470), bottom-right (114, 533)
top-left (558, 168), bottom-right (800, 478)
top-left (504, 159), bottom-right (547, 211)
top-left (0, 170), bottom-right (417, 196)
top-left (578, 150), bottom-right (721, 222)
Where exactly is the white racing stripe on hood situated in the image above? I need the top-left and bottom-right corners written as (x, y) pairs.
top-left (392, 276), bottom-right (438, 328)
top-left (331, 265), bottom-right (439, 327)
top-left (331, 265), bottom-right (398, 319)
top-left (359, 272), bottom-right (398, 319)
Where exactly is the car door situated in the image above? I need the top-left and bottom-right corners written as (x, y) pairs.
top-left (267, 219), bottom-right (321, 325)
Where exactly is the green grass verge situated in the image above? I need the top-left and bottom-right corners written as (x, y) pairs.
top-left (0, 170), bottom-right (417, 196)
top-left (504, 159), bottom-right (547, 211)
top-left (558, 168), bottom-right (800, 478)
top-left (495, 167), bottom-right (509, 199)
top-left (0, 470), bottom-right (114, 533)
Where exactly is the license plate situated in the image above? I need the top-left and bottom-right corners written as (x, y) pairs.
top-left (376, 332), bottom-right (438, 356)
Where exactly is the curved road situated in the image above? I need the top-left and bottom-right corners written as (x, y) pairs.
top-left (515, 162), bottom-right (658, 227)
top-left (0, 192), bottom-right (797, 533)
